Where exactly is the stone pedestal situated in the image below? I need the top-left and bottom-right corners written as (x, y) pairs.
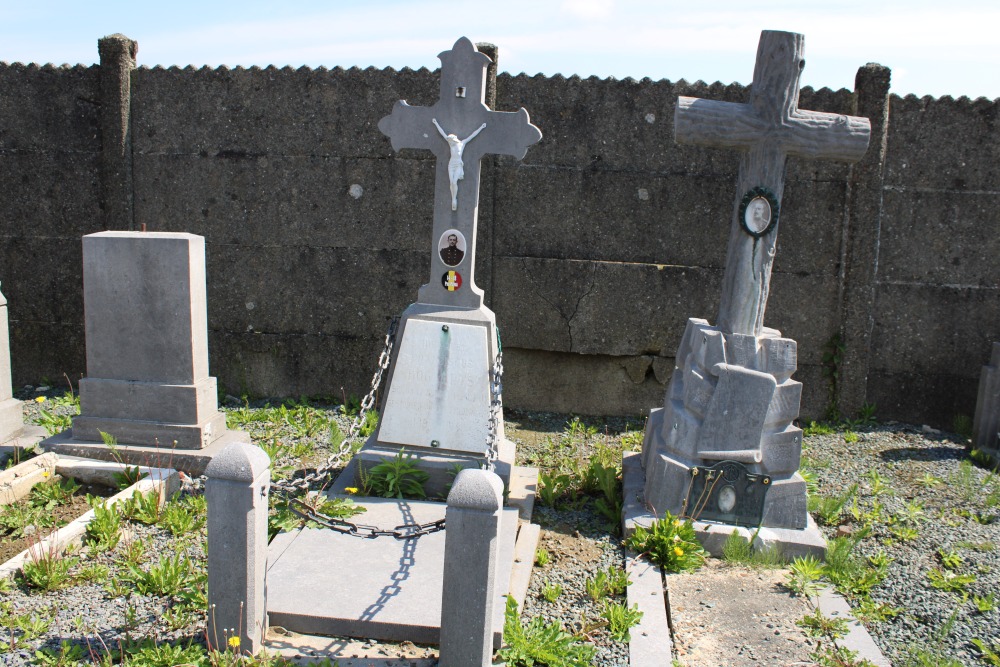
top-left (0, 288), bottom-right (46, 462)
top-left (358, 302), bottom-right (514, 496)
top-left (641, 318), bottom-right (822, 555)
top-left (973, 342), bottom-right (1000, 462)
top-left (43, 232), bottom-right (246, 475)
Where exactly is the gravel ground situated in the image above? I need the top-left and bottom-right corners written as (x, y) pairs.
top-left (4, 384), bottom-right (1000, 666)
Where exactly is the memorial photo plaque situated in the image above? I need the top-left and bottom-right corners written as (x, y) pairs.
top-left (738, 187), bottom-right (779, 239)
top-left (686, 460), bottom-right (771, 525)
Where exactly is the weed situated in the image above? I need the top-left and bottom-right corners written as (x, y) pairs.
top-left (119, 489), bottom-right (162, 525)
top-left (937, 548), bottom-right (962, 570)
top-left (119, 638), bottom-right (208, 667)
top-left (843, 431), bottom-right (859, 444)
top-left (85, 503), bottom-right (121, 550)
top-left (810, 644), bottom-right (878, 667)
top-left (30, 477), bottom-right (80, 508)
top-left (0, 577), bottom-right (11, 593)
top-left (926, 568), bottom-right (975, 593)
top-left (915, 472), bottom-right (943, 489)
top-left (889, 525), bottom-right (919, 541)
top-left (853, 598), bottom-right (901, 624)
top-left (602, 601), bottom-right (643, 642)
top-left (540, 580), bottom-right (562, 602)
top-left (498, 596), bottom-right (596, 667)
top-left (810, 484), bottom-right (858, 526)
top-left (20, 543), bottom-right (78, 591)
top-left (952, 414), bottom-right (973, 439)
top-left (33, 408), bottom-right (72, 436)
top-left (899, 603), bottom-right (964, 667)
top-left (858, 402), bottom-right (877, 425)
top-left (367, 449), bottom-right (429, 499)
top-left (624, 512), bottom-right (706, 573)
top-left (564, 416), bottom-right (598, 440)
top-left (33, 639), bottom-right (86, 667)
top-left (973, 638), bottom-right (1000, 666)
top-left (127, 553), bottom-right (205, 598)
top-left (949, 460), bottom-right (991, 502)
top-left (721, 529), bottom-right (782, 567)
top-left (973, 593), bottom-right (997, 613)
top-left (865, 470), bottom-right (888, 496)
top-left (159, 496), bottom-right (204, 536)
top-left (786, 556), bottom-right (825, 597)
top-left (534, 548), bottom-right (551, 567)
top-left (75, 563), bottom-right (110, 585)
top-left (803, 421), bottom-right (836, 437)
top-left (825, 534), bottom-right (886, 598)
top-left (584, 566), bottom-right (629, 602)
top-left (796, 608), bottom-right (849, 639)
top-left (538, 470), bottom-right (572, 508)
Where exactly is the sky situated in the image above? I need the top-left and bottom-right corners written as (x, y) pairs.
top-left (1, 0), bottom-right (998, 100)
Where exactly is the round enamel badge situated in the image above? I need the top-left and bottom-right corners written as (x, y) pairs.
top-left (441, 270), bottom-right (462, 291)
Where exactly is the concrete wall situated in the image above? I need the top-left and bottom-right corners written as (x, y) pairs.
top-left (1, 35), bottom-right (997, 427)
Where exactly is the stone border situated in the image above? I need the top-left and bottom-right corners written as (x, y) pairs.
top-left (0, 456), bottom-right (180, 579)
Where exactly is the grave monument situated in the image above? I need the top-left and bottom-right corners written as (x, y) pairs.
top-left (973, 342), bottom-right (1000, 464)
top-left (358, 36), bottom-right (542, 493)
top-left (43, 231), bottom-right (248, 475)
top-left (639, 30), bottom-right (871, 554)
top-left (0, 286), bottom-right (46, 460)
top-left (262, 38), bottom-right (541, 652)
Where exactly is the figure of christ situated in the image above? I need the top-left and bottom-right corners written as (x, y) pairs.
top-left (432, 118), bottom-right (487, 211)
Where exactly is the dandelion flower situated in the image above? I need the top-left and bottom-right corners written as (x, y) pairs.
top-left (673, 546), bottom-right (684, 557)
top-left (228, 636), bottom-right (241, 649)
top-left (35, 396), bottom-right (46, 403)
top-left (673, 519), bottom-right (682, 527)
top-left (344, 487), bottom-right (359, 495)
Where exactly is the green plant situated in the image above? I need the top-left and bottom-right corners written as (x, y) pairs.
top-left (926, 567), bottom-right (975, 593)
top-left (623, 512), bottom-right (706, 573)
top-left (973, 638), bottom-right (1000, 666)
top-left (864, 470), bottom-right (887, 496)
top-left (602, 601), bottom-right (643, 642)
top-left (85, 502), bottom-right (122, 549)
top-left (20, 544), bottom-right (78, 591)
top-left (721, 529), bottom-right (782, 567)
top-left (534, 548), bottom-right (550, 567)
top-left (75, 563), bottom-right (110, 585)
top-left (786, 555), bottom-right (824, 597)
top-left (853, 598), bottom-right (901, 624)
top-left (159, 495), bottom-right (205, 536)
top-left (825, 534), bottom-right (886, 598)
top-left (0, 577), bottom-right (11, 593)
top-left (810, 644), bottom-right (878, 667)
top-left (367, 449), bottom-right (429, 499)
top-left (889, 525), bottom-right (919, 541)
top-left (33, 408), bottom-right (73, 436)
top-left (796, 608), bottom-right (849, 639)
top-left (119, 489), bottom-right (162, 525)
top-left (564, 416), bottom-right (598, 440)
top-left (803, 421), bottom-right (836, 436)
top-left (916, 472), bottom-right (943, 489)
top-left (540, 580), bottom-right (562, 602)
top-left (30, 477), bottom-right (80, 508)
top-left (858, 402), bottom-right (877, 425)
top-left (843, 430), bottom-right (859, 444)
top-left (33, 639), bottom-right (87, 667)
top-left (937, 548), bottom-right (962, 570)
top-left (498, 596), bottom-right (596, 667)
top-left (952, 414), bottom-right (973, 439)
top-left (973, 593), bottom-right (997, 613)
top-left (538, 470), bottom-right (571, 507)
top-left (127, 552), bottom-right (205, 597)
top-left (810, 484), bottom-right (858, 526)
top-left (119, 638), bottom-right (208, 667)
top-left (820, 333), bottom-right (845, 420)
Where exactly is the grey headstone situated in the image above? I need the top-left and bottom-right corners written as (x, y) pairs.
top-left (973, 342), bottom-right (1000, 458)
top-left (206, 442), bottom-right (270, 655)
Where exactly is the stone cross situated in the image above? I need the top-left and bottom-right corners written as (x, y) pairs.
top-left (675, 30), bottom-right (871, 337)
top-left (379, 37), bottom-right (542, 310)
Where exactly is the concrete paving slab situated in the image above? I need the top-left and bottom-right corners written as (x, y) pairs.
top-left (625, 551), bottom-right (671, 667)
top-left (266, 497), bottom-right (520, 646)
top-left (817, 586), bottom-right (891, 667)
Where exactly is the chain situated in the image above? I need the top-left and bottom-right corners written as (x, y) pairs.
top-left (270, 316), bottom-right (399, 497)
top-left (289, 498), bottom-right (446, 540)
top-left (483, 326), bottom-right (504, 472)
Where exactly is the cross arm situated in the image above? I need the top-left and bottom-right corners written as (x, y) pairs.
top-left (473, 107), bottom-right (542, 160)
top-left (674, 97), bottom-right (768, 151)
top-left (378, 101), bottom-right (439, 153)
top-left (784, 110), bottom-right (870, 162)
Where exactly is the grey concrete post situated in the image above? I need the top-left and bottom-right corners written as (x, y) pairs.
top-left (837, 63), bottom-right (891, 418)
top-left (439, 468), bottom-right (504, 667)
top-left (98, 33), bottom-right (137, 231)
top-left (0, 287), bottom-right (23, 440)
top-left (206, 442), bottom-right (270, 655)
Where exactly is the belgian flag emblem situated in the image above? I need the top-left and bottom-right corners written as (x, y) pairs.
top-left (441, 270), bottom-right (462, 291)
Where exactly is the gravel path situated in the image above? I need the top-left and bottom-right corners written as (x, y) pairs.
top-left (4, 386), bottom-right (999, 666)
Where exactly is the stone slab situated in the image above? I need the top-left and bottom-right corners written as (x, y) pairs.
top-left (0, 424), bottom-right (48, 467)
top-left (0, 452), bottom-right (58, 505)
top-left (816, 586), bottom-right (891, 667)
top-left (40, 428), bottom-right (249, 476)
top-left (507, 521), bottom-right (540, 610)
top-left (266, 497), bottom-right (520, 646)
top-left (379, 319), bottom-right (490, 454)
top-left (626, 550), bottom-right (672, 667)
top-left (264, 628), bottom-right (437, 666)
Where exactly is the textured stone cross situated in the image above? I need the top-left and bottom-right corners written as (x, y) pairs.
top-left (675, 30), bottom-right (871, 337)
top-left (379, 37), bottom-right (542, 309)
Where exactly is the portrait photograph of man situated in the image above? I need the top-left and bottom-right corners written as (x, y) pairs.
top-left (438, 229), bottom-right (467, 266)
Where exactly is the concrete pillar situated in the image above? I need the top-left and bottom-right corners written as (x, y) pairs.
top-left (439, 468), bottom-right (504, 667)
top-left (0, 287), bottom-right (23, 440)
top-left (98, 33), bottom-right (137, 231)
top-left (206, 442), bottom-right (270, 655)
top-left (837, 63), bottom-right (892, 418)
top-left (973, 342), bottom-right (1000, 454)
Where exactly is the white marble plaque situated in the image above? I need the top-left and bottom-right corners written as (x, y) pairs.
top-left (379, 319), bottom-right (491, 454)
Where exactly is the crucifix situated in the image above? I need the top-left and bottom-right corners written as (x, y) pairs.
top-left (675, 30), bottom-right (871, 337)
top-left (379, 36), bottom-right (542, 310)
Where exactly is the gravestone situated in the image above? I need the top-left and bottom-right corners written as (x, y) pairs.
top-left (973, 342), bottom-right (1000, 463)
top-left (639, 31), bottom-right (871, 555)
top-left (43, 232), bottom-right (248, 475)
top-left (0, 286), bottom-right (46, 461)
top-left (359, 36), bottom-right (542, 493)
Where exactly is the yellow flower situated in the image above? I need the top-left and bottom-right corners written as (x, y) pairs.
top-left (42, 471), bottom-right (50, 478)
top-left (35, 396), bottom-right (46, 403)
top-left (673, 519), bottom-right (682, 527)
top-left (673, 546), bottom-right (684, 557)
top-left (228, 636), bottom-right (241, 649)
top-left (344, 487), bottom-right (359, 495)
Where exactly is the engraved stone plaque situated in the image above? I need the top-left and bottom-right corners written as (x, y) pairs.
top-left (378, 319), bottom-right (491, 454)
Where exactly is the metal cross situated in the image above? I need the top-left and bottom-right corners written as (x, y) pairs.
top-left (379, 37), bottom-right (542, 309)
top-left (675, 30), bottom-right (871, 337)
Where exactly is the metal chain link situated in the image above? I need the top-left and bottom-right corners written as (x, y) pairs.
top-left (270, 316), bottom-right (399, 497)
top-left (483, 326), bottom-right (504, 472)
top-left (289, 499), bottom-right (446, 540)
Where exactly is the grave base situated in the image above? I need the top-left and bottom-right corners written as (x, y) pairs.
top-left (0, 411), bottom-right (47, 466)
top-left (40, 428), bottom-right (250, 476)
top-left (623, 451), bottom-right (825, 560)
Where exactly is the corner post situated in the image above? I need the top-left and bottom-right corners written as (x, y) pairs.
top-left (439, 468), bottom-right (504, 667)
top-left (206, 442), bottom-right (270, 655)
top-left (97, 33), bottom-right (137, 231)
top-left (837, 63), bottom-right (892, 418)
